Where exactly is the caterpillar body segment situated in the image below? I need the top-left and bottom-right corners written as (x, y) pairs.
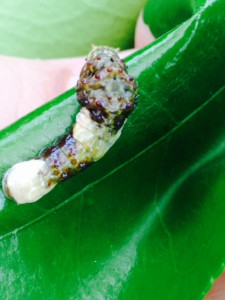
top-left (2, 46), bottom-right (138, 204)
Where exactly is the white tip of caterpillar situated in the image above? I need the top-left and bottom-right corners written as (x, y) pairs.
top-left (2, 160), bottom-right (56, 204)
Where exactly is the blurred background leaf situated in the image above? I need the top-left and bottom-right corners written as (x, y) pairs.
top-left (0, 0), bottom-right (146, 58)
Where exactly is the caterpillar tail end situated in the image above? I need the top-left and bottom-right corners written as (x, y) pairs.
top-left (2, 160), bottom-right (56, 204)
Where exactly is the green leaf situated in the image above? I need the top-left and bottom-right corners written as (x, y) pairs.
top-left (143, 0), bottom-right (206, 38)
top-left (0, 0), bottom-right (146, 58)
top-left (143, 0), bottom-right (194, 37)
top-left (0, 0), bottom-right (225, 299)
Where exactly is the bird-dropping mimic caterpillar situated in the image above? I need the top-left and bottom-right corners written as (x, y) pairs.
top-left (2, 46), bottom-right (138, 204)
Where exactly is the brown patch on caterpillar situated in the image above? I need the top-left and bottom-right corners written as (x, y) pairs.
top-left (41, 133), bottom-right (94, 181)
top-left (57, 133), bottom-right (93, 171)
top-left (57, 134), bottom-right (78, 166)
top-left (77, 46), bottom-right (137, 130)
top-left (2, 46), bottom-right (137, 204)
top-left (89, 108), bottom-right (108, 124)
top-left (41, 146), bottom-right (74, 181)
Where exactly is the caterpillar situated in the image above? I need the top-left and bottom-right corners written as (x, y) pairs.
top-left (2, 46), bottom-right (138, 204)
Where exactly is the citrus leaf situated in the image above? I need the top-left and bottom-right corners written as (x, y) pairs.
top-left (0, 0), bottom-right (225, 299)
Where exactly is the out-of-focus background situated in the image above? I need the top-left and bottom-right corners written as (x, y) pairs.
top-left (0, 0), bottom-right (146, 58)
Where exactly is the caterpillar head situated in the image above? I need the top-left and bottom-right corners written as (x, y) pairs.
top-left (77, 46), bottom-right (137, 131)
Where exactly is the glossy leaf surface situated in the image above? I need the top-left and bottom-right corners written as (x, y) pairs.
top-left (0, 0), bottom-right (225, 299)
